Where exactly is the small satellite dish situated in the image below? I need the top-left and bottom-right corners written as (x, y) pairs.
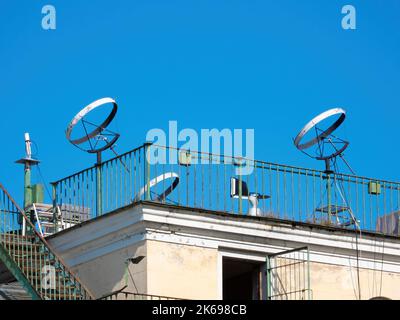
top-left (66, 97), bottom-right (120, 163)
top-left (133, 172), bottom-right (180, 203)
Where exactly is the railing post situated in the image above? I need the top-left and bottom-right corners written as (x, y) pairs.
top-left (144, 143), bottom-right (152, 201)
top-left (96, 152), bottom-right (103, 217)
top-left (52, 183), bottom-right (58, 232)
top-left (238, 162), bottom-right (243, 215)
top-left (327, 173), bottom-right (332, 222)
top-left (324, 159), bottom-right (333, 224)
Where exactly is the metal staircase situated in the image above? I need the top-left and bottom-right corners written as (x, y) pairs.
top-left (0, 182), bottom-right (94, 300)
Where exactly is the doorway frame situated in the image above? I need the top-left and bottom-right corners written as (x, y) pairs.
top-left (217, 249), bottom-right (267, 300)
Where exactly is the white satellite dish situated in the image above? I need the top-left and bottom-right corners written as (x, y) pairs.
top-left (294, 108), bottom-right (349, 163)
top-left (293, 108), bottom-right (359, 228)
top-left (133, 172), bottom-right (180, 203)
top-left (66, 97), bottom-right (120, 163)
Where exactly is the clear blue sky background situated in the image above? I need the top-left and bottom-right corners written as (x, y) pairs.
top-left (0, 0), bottom-right (399, 205)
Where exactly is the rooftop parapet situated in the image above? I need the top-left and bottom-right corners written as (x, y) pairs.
top-left (50, 143), bottom-right (400, 237)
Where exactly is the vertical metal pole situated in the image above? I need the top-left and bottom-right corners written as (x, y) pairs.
top-left (24, 163), bottom-right (32, 210)
top-left (96, 152), bottom-right (102, 217)
top-left (16, 133), bottom-right (39, 234)
top-left (307, 247), bottom-right (311, 300)
top-left (52, 183), bottom-right (58, 232)
top-left (327, 174), bottom-right (332, 222)
top-left (325, 159), bottom-right (332, 223)
top-left (238, 163), bottom-right (242, 215)
top-left (22, 162), bottom-right (32, 236)
top-left (144, 143), bottom-right (151, 201)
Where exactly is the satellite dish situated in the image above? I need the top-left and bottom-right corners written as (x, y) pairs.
top-left (294, 108), bottom-right (349, 163)
top-left (293, 108), bottom-right (359, 228)
top-left (133, 172), bottom-right (180, 203)
top-left (66, 97), bottom-right (120, 162)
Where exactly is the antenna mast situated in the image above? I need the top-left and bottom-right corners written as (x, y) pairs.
top-left (293, 108), bottom-right (359, 228)
top-left (16, 133), bottom-right (40, 209)
top-left (66, 98), bottom-right (121, 216)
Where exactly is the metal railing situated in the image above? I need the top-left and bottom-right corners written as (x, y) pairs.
top-left (266, 247), bottom-right (312, 300)
top-left (99, 288), bottom-right (181, 300)
top-left (101, 292), bottom-right (180, 300)
top-left (51, 144), bottom-right (400, 237)
top-left (0, 182), bottom-right (94, 300)
top-left (52, 144), bottom-right (147, 225)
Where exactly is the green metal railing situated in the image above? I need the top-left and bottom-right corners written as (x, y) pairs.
top-left (0, 182), bottom-right (94, 300)
top-left (100, 292), bottom-right (180, 300)
top-left (52, 144), bottom-right (147, 225)
top-left (99, 287), bottom-right (181, 300)
top-left (52, 144), bottom-right (400, 237)
top-left (266, 247), bottom-right (312, 300)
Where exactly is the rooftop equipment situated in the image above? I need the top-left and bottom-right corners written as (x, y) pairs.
top-left (16, 133), bottom-right (41, 209)
top-left (65, 98), bottom-right (180, 211)
top-left (230, 177), bottom-right (270, 217)
top-left (293, 108), bottom-right (359, 228)
top-left (65, 98), bottom-right (125, 216)
top-left (66, 97), bottom-right (121, 163)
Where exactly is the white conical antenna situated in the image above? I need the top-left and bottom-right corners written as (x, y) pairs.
top-left (24, 133), bottom-right (32, 159)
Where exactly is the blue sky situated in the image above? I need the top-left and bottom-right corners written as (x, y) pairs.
top-left (0, 0), bottom-right (399, 205)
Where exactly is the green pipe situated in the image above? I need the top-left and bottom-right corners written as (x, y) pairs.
top-left (24, 164), bottom-right (32, 209)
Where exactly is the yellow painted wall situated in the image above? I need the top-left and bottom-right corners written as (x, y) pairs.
top-left (146, 240), bottom-right (219, 300)
top-left (310, 262), bottom-right (400, 300)
top-left (145, 241), bottom-right (400, 300)
top-left (69, 238), bottom-right (400, 300)
top-left (71, 241), bottom-right (147, 299)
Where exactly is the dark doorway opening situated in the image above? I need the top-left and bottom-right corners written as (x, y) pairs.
top-left (223, 257), bottom-right (264, 300)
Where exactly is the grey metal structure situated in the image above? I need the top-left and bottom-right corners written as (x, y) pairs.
top-left (293, 108), bottom-right (358, 228)
top-left (66, 97), bottom-right (120, 155)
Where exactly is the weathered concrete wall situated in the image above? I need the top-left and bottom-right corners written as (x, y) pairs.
top-left (144, 241), bottom-right (400, 300)
top-left (146, 240), bottom-right (218, 300)
top-left (70, 241), bottom-right (147, 299)
top-left (46, 205), bottom-right (148, 299)
top-left (46, 203), bottom-right (400, 300)
top-left (310, 261), bottom-right (400, 300)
